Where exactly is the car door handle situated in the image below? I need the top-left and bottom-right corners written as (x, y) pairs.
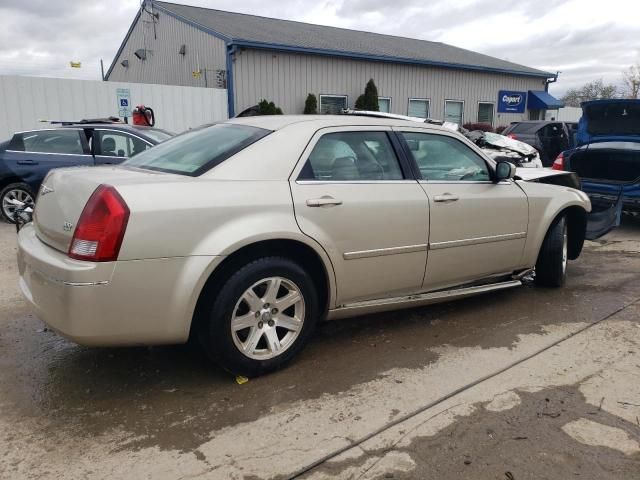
top-left (433, 193), bottom-right (459, 203)
top-left (17, 160), bottom-right (38, 165)
top-left (306, 196), bottom-right (343, 207)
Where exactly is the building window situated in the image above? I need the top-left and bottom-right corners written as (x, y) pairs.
top-left (444, 100), bottom-right (464, 125)
top-left (478, 102), bottom-right (494, 126)
top-left (408, 99), bottom-right (430, 119)
top-left (319, 95), bottom-right (348, 114)
top-left (378, 97), bottom-right (391, 113)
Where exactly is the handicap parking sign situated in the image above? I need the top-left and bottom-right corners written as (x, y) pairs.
top-left (116, 88), bottom-right (132, 118)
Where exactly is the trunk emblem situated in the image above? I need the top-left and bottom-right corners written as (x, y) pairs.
top-left (63, 222), bottom-right (74, 232)
top-left (40, 185), bottom-right (54, 196)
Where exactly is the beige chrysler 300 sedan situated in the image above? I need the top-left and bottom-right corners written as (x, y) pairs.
top-left (17, 115), bottom-right (591, 376)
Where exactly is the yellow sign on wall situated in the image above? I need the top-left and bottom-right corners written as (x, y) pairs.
top-left (70, 61), bottom-right (81, 68)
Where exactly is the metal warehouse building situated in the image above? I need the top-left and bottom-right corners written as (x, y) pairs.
top-left (106, 1), bottom-right (563, 126)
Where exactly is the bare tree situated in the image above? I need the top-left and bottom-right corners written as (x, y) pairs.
top-left (622, 64), bottom-right (640, 99)
top-left (561, 79), bottom-right (618, 107)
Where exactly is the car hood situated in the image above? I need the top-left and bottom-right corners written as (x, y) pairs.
top-left (577, 99), bottom-right (640, 145)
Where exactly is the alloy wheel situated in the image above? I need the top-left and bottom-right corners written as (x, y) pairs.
top-left (2, 188), bottom-right (34, 221)
top-left (231, 276), bottom-right (306, 360)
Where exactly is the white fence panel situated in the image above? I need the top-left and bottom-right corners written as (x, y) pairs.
top-left (545, 107), bottom-right (582, 122)
top-left (0, 75), bottom-right (228, 140)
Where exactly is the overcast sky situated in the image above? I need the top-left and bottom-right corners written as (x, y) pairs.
top-left (0, 0), bottom-right (638, 97)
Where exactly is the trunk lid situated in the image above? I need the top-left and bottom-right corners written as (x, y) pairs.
top-left (33, 166), bottom-right (177, 253)
top-left (577, 99), bottom-right (640, 145)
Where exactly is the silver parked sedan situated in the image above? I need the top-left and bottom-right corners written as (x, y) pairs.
top-left (17, 115), bottom-right (591, 376)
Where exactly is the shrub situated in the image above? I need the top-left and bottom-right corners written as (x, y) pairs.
top-left (463, 122), bottom-right (494, 132)
top-left (303, 94), bottom-right (317, 114)
top-left (257, 99), bottom-right (284, 115)
top-left (354, 79), bottom-right (380, 111)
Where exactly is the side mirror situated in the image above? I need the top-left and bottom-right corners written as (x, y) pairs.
top-left (495, 161), bottom-right (516, 181)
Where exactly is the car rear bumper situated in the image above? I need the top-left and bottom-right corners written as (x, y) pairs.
top-left (17, 223), bottom-right (218, 346)
top-left (582, 181), bottom-right (640, 212)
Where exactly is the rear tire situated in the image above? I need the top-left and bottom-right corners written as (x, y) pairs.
top-left (0, 183), bottom-right (35, 224)
top-left (535, 216), bottom-right (568, 288)
top-left (198, 256), bottom-right (319, 377)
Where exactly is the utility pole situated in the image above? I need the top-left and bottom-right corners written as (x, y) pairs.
top-left (100, 59), bottom-right (105, 81)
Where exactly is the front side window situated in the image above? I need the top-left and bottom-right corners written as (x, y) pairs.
top-left (319, 95), bottom-right (348, 114)
top-left (10, 130), bottom-right (84, 155)
top-left (444, 100), bottom-right (464, 125)
top-left (94, 131), bottom-right (151, 157)
top-left (378, 97), bottom-right (391, 113)
top-left (401, 132), bottom-right (490, 182)
top-left (478, 102), bottom-right (494, 126)
top-left (124, 123), bottom-right (270, 176)
top-left (300, 131), bottom-right (404, 181)
top-left (408, 99), bottom-right (430, 119)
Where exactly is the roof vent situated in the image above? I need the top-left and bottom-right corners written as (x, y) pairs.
top-left (178, 44), bottom-right (186, 56)
top-left (134, 49), bottom-right (147, 61)
top-left (120, 59), bottom-right (129, 68)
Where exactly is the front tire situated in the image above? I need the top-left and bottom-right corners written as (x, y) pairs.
top-left (199, 256), bottom-right (319, 376)
top-left (535, 216), bottom-right (568, 287)
top-left (1, 183), bottom-right (35, 224)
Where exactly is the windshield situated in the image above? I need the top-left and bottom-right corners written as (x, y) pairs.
top-left (142, 128), bottom-right (175, 143)
top-left (123, 124), bottom-right (271, 175)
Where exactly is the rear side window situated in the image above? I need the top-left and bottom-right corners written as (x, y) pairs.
top-left (299, 131), bottom-right (404, 181)
top-left (9, 130), bottom-right (84, 154)
top-left (124, 124), bottom-right (271, 176)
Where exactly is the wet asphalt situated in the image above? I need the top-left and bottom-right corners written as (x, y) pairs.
top-left (1, 216), bottom-right (640, 478)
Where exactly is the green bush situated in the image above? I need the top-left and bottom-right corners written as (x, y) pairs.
top-left (257, 99), bottom-right (284, 115)
top-left (354, 79), bottom-right (379, 111)
top-left (303, 94), bottom-right (318, 114)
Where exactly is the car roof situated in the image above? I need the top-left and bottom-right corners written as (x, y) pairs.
top-left (226, 114), bottom-right (452, 132)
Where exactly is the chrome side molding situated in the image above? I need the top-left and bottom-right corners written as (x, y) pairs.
top-left (327, 279), bottom-right (522, 320)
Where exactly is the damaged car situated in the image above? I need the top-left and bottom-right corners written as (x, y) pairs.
top-left (552, 99), bottom-right (640, 238)
top-left (460, 129), bottom-right (543, 168)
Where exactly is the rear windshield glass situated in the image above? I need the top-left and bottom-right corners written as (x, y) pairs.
top-left (123, 124), bottom-right (270, 176)
top-left (508, 123), bottom-right (539, 134)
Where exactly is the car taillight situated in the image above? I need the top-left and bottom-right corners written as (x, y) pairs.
top-left (507, 134), bottom-right (517, 140)
top-left (552, 153), bottom-right (564, 171)
top-left (69, 185), bottom-right (130, 262)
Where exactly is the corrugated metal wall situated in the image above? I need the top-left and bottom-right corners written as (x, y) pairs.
top-left (0, 75), bottom-right (228, 139)
top-left (232, 49), bottom-right (547, 126)
top-left (107, 8), bottom-right (227, 88)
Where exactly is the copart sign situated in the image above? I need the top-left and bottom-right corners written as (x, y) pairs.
top-left (498, 90), bottom-right (527, 113)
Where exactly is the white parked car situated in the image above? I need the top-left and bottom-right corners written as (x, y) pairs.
top-left (17, 115), bottom-right (591, 376)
